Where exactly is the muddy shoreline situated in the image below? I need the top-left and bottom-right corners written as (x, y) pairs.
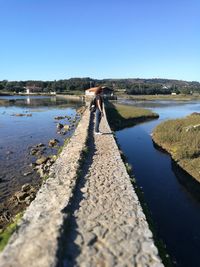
top-left (0, 103), bottom-right (85, 230)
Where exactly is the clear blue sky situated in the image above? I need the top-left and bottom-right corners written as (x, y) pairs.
top-left (0, 0), bottom-right (199, 81)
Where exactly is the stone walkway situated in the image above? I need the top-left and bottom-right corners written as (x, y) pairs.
top-left (0, 110), bottom-right (90, 267)
top-left (58, 112), bottom-right (164, 267)
top-left (0, 108), bottom-right (164, 267)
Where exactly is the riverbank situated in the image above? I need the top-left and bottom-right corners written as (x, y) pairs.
top-left (105, 101), bottom-right (159, 131)
top-left (0, 106), bottom-right (86, 251)
top-left (0, 96), bottom-right (85, 243)
top-left (117, 94), bottom-right (200, 101)
top-left (152, 113), bottom-right (200, 183)
top-left (56, 94), bottom-right (85, 101)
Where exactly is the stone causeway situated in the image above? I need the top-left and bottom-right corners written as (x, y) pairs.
top-left (0, 107), bottom-right (164, 267)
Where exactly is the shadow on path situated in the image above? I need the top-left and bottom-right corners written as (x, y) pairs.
top-left (56, 113), bottom-right (96, 267)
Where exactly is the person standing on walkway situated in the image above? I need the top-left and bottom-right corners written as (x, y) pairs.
top-left (95, 87), bottom-right (104, 135)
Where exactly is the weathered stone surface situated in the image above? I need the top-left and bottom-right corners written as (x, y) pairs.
top-left (14, 191), bottom-right (29, 203)
top-left (14, 184), bottom-right (36, 205)
top-left (0, 108), bottom-right (90, 267)
top-left (36, 156), bottom-right (49, 165)
top-left (0, 211), bottom-right (11, 224)
top-left (0, 106), bottom-right (164, 267)
top-left (58, 107), bottom-right (164, 267)
top-left (21, 183), bottom-right (31, 192)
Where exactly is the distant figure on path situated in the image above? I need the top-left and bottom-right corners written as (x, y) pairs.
top-left (95, 87), bottom-right (104, 135)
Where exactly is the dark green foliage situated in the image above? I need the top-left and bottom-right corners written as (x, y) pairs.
top-left (1, 78), bottom-right (200, 95)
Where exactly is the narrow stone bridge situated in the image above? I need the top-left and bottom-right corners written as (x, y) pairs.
top-left (0, 108), bottom-right (164, 267)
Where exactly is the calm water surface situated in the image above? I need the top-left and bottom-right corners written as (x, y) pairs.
top-left (0, 95), bottom-right (83, 203)
top-left (116, 100), bottom-right (200, 267)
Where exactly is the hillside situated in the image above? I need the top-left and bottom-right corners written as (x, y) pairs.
top-left (0, 77), bottom-right (200, 95)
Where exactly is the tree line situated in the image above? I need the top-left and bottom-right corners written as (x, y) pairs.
top-left (0, 78), bottom-right (200, 95)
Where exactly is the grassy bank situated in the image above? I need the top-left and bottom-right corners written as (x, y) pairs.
top-left (152, 113), bottom-right (200, 182)
top-left (117, 94), bottom-right (200, 101)
top-left (105, 101), bottom-right (159, 131)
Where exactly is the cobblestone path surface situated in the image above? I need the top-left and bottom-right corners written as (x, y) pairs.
top-left (0, 110), bottom-right (90, 267)
top-left (0, 108), bottom-right (164, 267)
top-left (58, 112), bottom-right (164, 267)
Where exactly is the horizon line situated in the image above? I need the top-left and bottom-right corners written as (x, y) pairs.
top-left (1, 77), bottom-right (200, 83)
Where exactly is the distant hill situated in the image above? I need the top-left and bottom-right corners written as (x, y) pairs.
top-left (101, 78), bottom-right (200, 87)
top-left (0, 77), bottom-right (200, 95)
top-left (99, 78), bottom-right (200, 95)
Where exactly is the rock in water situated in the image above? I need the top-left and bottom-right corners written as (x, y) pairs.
top-left (48, 139), bottom-right (59, 147)
top-left (63, 124), bottom-right (70, 131)
top-left (54, 116), bottom-right (65, 120)
top-left (57, 123), bottom-right (64, 129)
top-left (36, 156), bottom-right (49, 165)
top-left (21, 183), bottom-right (32, 192)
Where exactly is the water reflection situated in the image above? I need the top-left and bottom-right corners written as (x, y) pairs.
top-left (153, 139), bottom-right (200, 204)
top-left (0, 95), bottom-right (84, 109)
top-left (26, 97), bottom-right (30, 105)
top-left (171, 161), bottom-right (200, 203)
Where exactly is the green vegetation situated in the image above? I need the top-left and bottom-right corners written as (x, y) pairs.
top-left (56, 138), bottom-right (70, 157)
top-left (105, 101), bottom-right (159, 131)
top-left (152, 113), bottom-right (200, 182)
top-left (121, 94), bottom-right (200, 101)
top-left (0, 212), bottom-right (23, 251)
top-left (0, 78), bottom-right (93, 94)
top-left (1, 77), bottom-right (200, 95)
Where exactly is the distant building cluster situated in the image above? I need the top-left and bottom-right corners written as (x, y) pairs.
top-left (25, 85), bottom-right (56, 95)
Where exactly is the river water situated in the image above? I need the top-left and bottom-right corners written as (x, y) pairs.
top-left (116, 99), bottom-right (200, 267)
top-left (0, 95), bottom-right (83, 204)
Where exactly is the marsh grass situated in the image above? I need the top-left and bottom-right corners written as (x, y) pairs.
top-left (105, 101), bottom-right (159, 131)
top-left (0, 212), bottom-right (23, 251)
top-left (152, 114), bottom-right (200, 182)
top-left (115, 103), bottom-right (157, 118)
top-left (119, 94), bottom-right (200, 101)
